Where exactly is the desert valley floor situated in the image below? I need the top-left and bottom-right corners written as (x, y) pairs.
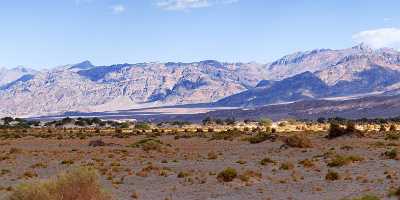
top-left (1, 128), bottom-right (400, 200)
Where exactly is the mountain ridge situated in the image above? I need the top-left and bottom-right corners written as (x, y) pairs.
top-left (2, 44), bottom-right (400, 118)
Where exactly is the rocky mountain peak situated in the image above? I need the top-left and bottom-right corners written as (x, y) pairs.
top-left (69, 60), bottom-right (95, 70)
top-left (351, 43), bottom-right (373, 52)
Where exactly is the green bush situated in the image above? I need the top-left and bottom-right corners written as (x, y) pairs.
top-left (135, 123), bottom-right (151, 130)
top-left (217, 167), bottom-right (237, 182)
top-left (246, 132), bottom-right (271, 144)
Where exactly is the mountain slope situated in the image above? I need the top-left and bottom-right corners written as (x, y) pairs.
top-left (3, 44), bottom-right (400, 118)
top-left (217, 45), bottom-right (400, 107)
top-left (216, 72), bottom-right (329, 106)
top-left (0, 61), bottom-right (267, 117)
top-left (0, 67), bottom-right (37, 87)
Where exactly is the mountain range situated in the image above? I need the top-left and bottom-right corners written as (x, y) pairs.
top-left (2, 43), bottom-right (400, 119)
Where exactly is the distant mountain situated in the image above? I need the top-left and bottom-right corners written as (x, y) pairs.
top-left (3, 44), bottom-right (400, 118)
top-left (0, 67), bottom-right (37, 87)
top-left (68, 60), bottom-right (95, 71)
top-left (0, 60), bottom-right (267, 117)
top-left (216, 72), bottom-right (329, 106)
top-left (217, 44), bottom-right (400, 107)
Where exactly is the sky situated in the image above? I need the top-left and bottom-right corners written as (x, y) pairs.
top-left (1, 0), bottom-right (400, 69)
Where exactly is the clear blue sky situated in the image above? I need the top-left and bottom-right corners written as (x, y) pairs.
top-left (1, 0), bottom-right (400, 69)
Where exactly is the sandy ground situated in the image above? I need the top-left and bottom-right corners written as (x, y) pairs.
top-left (1, 131), bottom-right (400, 200)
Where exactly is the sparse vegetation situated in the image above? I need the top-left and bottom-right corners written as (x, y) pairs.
top-left (2, 117), bottom-right (400, 199)
top-left (217, 167), bottom-right (237, 182)
top-left (343, 194), bottom-right (380, 200)
top-left (246, 132), bottom-right (274, 144)
top-left (298, 159), bottom-right (314, 168)
top-left (385, 132), bottom-right (400, 140)
top-left (327, 155), bottom-right (364, 167)
top-left (283, 135), bottom-right (312, 148)
top-left (383, 149), bottom-right (398, 159)
top-left (325, 170), bottom-right (340, 181)
top-left (260, 157), bottom-right (275, 165)
top-left (8, 167), bottom-right (111, 200)
top-left (327, 122), bottom-right (363, 139)
top-left (127, 138), bottom-right (163, 151)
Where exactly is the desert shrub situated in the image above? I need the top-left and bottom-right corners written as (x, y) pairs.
top-left (8, 167), bottom-right (112, 200)
top-left (327, 155), bottom-right (364, 167)
top-left (22, 171), bottom-right (38, 179)
top-left (177, 171), bottom-right (190, 178)
top-left (260, 157), bottom-right (275, 165)
top-left (217, 167), bottom-right (237, 182)
top-left (379, 124), bottom-right (387, 132)
top-left (388, 187), bottom-right (400, 198)
top-left (246, 132), bottom-right (273, 144)
top-left (383, 149), bottom-right (397, 159)
top-left (385, 132), bottom-right (400, 140)
top-left (115, 129), bottom-right (122, 134)
top-left (278, 122), bottom-right (286, 127)
top-left (345, 195), bottom-right (380, 200)
top-left (210, 129), bottom-right (241, 141)
top-left (207, 152), bottom-right (218, 160)
top-left (390, 124), bottom-right (397, 131)
top-left (259, 118), bottom-right (272, 128)
top-left (135, 123), bottom-right (151, 130)
top-left (346, 122), bottom-right (357, 132)
top-left (279, 162), bottom-right (294, 170)
top-left (119, 122), bottom-right (130, 129)
top-left (298, 159), bottom-right (314, 168)
top-left (30, 162), bottom-right (48, 169)
top-left (327, 122), bottom-right (363, 139)
top-left (283, 135), bottom-right (312, 148)
top-left (327, 123), bottom-right (346, 138)
top-left (60, 160), bottom-right (74, 165)
top-left (325, 170), bottom-right (340, 181)
top-left (236, 160), bottom-right (246, 165)
top-left (238, 170), bottom-right (262, 182)
top-left (88, 140), bottom-right (106, 147)
top-left (127, 138), bottom-right (163, 152)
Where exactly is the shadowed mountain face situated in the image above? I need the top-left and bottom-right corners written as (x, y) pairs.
top-left (217, 45), bottom-right (400, 107)
top-left (2, 44), bottom-right (400, 118)
top-left (216, 72), bottom-right (329, 107)
top-left (217, 65), bottom-right (400, 107)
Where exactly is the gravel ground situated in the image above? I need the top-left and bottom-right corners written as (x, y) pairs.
top-left (1, 132), bottom-right (400, 200)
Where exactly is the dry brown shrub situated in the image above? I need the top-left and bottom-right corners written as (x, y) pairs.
top-left (9, 167), bottom-right (112, 200)
top-left (284, 135), bottom-right (312, 148)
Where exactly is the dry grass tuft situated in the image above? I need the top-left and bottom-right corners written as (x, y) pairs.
top-left (8, 167), bottom-right (112, 200)
top-left (283, 135), bottom-right (312, 148)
